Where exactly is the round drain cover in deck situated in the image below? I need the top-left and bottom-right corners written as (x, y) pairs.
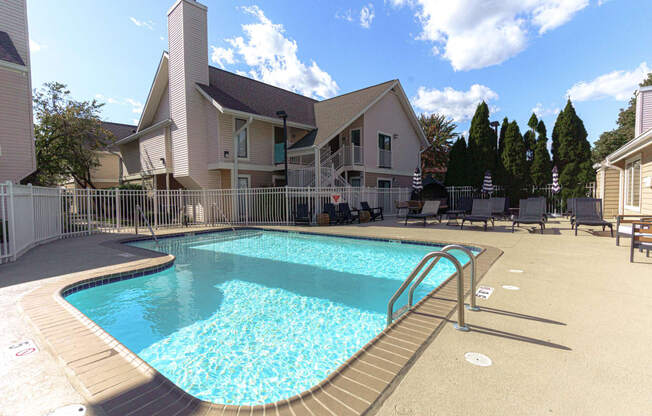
top-left (508, 269), bottom-right (524, 273)
top-left (47, 405), bottom-right (86, 416)
top-left (464, 352), bottom-right (492, 367)
top-left (502, 285), bottom-right (520, 290)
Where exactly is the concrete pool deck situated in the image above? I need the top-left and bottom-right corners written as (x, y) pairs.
top-left (0, 218), bottom-right (650, 415)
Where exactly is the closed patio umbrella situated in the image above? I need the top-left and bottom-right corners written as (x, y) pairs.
top-left (412, 168), bottom-right (423, 199)
top-left (482, 170), bottom-right (494, 195)
top-left (551, 166), bottom-right (560, 193)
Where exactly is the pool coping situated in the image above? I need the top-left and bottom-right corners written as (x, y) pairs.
top-left (19, 227), bottom-right (502, 416)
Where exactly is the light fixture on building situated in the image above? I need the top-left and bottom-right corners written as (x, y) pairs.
top-left (160, 157), bottom-right (165, 166)
top-left (224, 150), bottom-right (229, 159)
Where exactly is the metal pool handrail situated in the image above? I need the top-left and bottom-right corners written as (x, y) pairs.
top-left (386, 251), bottom-right (469, 331)
top-left (135, 204), bottom-right (158, 243)
top-left (407, 244), bottom-right (479, 312)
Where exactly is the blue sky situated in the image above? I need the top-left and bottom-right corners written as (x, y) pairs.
top-left (26, 0), bottom-right (652, 144)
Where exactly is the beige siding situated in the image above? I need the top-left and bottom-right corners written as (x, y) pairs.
top-left (636, 89), bottom-right (652, 136)
top-left (364, 172), bottom-right (411, 188)
top-left (119, 141), bottom-right (142, 176)
top-left (0, 0), bottom-right (35, 183)
top-left (91, 152), bottom-right (120, 187)
top-left (363, 90), bottom-right (420, 174)
top-left (152, 85), bottom-right (170, 124)
top-left (602, 168), bottom-right (620, 219)
top-left (139, 127), bottom-right (168, 173)
top-left (641, 147), bottom-right (652, 214)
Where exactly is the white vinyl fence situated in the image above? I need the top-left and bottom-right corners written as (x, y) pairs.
top-left (0, 183), bottom-right (410, 264)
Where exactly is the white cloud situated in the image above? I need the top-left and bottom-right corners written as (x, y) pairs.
top-left (210, 46), bottom-right (237, 69)
top-left (132, 118), bottom-right (140, 125)
top-left (531, 103), bottom-right (560, 118)
top-left (219, 6), bottom-right (338, 99)
top-left (567, 62), bottom-right (651, 102)
top-left (389, 0), bottom-right (589, 71)
top-left (360, 4), bottom-right (375, 28)
top-left (94, 94), bottom-right (119, 105)
top-left (29, 38), bottom-right (45, 52)
top-left (412, 84), bottom-right (499, 122)
top-left (129, 17), bottom-right (154, 31)
top-left (160, 36), bottom-right (165, 41)
top-left (335, 9), bottom-right (354, 22)
top-left (125, 98), bottom-right (144, 114)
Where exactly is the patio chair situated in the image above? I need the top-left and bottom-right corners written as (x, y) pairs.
top-left (512, 199), bottom-right (545, 234)
top-left (630, 221), bottom-right (652, 262)
top-left (322, 203), bottom-right (340, 225)
top-left (616, 215), bottom-right (652, 246)
top-left (395, 201), bottom-right (409, 218)
top-left (527, 196), bottom-right (548, 223)
top-left (360, 201), bottom-right (384, 221)
top-left (338, 203), bottom-right (360, 224)
top-left (293, 203), bottom-right (311, 226)
top-left (405, 200), bottom-right (441, 226)
top-left (489, 197), bottom-right (509, 220)
top-left (574, 198), bottom-right (613, 237)
top-left (461, 199), bottom-right (494, 231)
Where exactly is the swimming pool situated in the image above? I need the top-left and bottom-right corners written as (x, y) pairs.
top-left (65, 230), bottom-right (476, 405)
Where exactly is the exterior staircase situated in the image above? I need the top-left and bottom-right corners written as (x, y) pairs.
top-left (288, 146), bottom-right (357, 187)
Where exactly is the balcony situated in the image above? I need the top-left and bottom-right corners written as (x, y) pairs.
top-left (274, 143), bottom-right (285, 164)
top-left (378, 149), bottom-right (391, 168)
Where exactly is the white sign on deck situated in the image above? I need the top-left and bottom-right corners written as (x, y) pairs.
top-left (330, 194), bottom-right (343, 204)
top-left (475, 285), bottom-right (494, 300)
top-left (8, 339), bottom-right (38, 359)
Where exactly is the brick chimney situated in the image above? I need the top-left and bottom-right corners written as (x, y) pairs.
top-left (167, 0), bottom-right (209, 189)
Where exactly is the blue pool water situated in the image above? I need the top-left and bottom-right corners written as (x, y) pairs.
top-left (65, 230), bottom-right (476, 405)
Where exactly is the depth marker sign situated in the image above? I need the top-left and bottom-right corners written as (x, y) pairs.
top-left (8, 339), bottom-right (38, 359)
top-left (475, 286), bottom-right (494, 300)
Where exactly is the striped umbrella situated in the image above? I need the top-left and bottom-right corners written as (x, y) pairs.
top-left (412, 168), bottom-right (423, 193)
top-left (551, 166), bottom-right (561, 193)
top-left (482, 170), bottom-right (494, 194)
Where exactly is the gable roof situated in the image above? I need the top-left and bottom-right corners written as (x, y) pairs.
top-left (289, 129), bottom-right (318, 150)
top-left (0, 31), bottom-right (25, 66)
top-left (137, 52), bottom-right (169, 131)
top-left (197, 66), bottom-right (317, 126)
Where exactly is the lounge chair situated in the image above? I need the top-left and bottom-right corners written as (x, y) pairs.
top-left (461, 199), bottom-right (494, 231)
top-left (293, 203), bottom-right (311, 225)
top-left (512, 199), bottom-right (545, 234)
top-left (489, 197), bottom-right (509, 220)
top-left (574, 198), bottom-right (613, 237)
top-left (630, 221), bottom-right (652, 262)
top-left (616, 215), bottom-right (652, 246)
top-left (338, 203), bottom-right (359, 224)
top-left (395, 201), bottom-right (409, 218)
top-left (527, 196), bottom-right (548, 223)
top-left (323, 203), bottom-right (340, 225)
top-left (360, 201), bottom-right (383, 221)
top-left (405, 200), bottom-right (441, 226)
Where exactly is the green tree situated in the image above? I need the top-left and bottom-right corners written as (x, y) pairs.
top-left (530, 121), bottom-right (552, 187)
top-left (592, 73), bottom-right (652, 162)
top-left (551, 107), bottom-right (564, 167)
top-left (554, 99), bottom-right (593, 200)
top-left (23, 82), bottom-right (113, 188)
top-left (495, 117), bottom-right (509, 185)
top-left (445, 136), bottom-right (470, 186)
top-left (418, 113), bottom-right (458, 180)
top-left (501, 121), bottom-right (527, 203)
top-left (467, 101), bottom-right (496, 187)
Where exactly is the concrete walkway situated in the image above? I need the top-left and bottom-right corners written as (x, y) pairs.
top-left (0, 219), bottom-right (649, 415)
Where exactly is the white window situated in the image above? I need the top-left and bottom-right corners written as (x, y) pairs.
top-left (624, 157), bottom-right (641, 211)
top-left (238, 176), bottom-right (250, 189)
top-left (378, 133), bottom-right (392, 168)
top-left (235, 118), bottom-right (248, 158)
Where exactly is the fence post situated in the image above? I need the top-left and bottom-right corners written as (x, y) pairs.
top-left (29, 184), bottom-right (35, 240)
top-left (115, 189), bottom-right (121, 232)
top-left (7, 181), bottom-right (16, 261)
top-left (86, 190), bottom-right (92, 235)
top-left (285, 187), bottom-right (290, 225)
top-left (154, 190), bottom-right (159, 229)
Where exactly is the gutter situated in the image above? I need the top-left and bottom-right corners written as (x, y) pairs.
top-left (114, 119), bottom-right (172, 146)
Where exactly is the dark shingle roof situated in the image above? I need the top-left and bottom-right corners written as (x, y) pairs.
top-left (0, 31), bottom-right (25, 66)
top-left (198, 66), bottom-right (317, 126)
top-left (99, 121), bottom-right (137, 150)
top-left (289, 129), bottom-right (317, 149)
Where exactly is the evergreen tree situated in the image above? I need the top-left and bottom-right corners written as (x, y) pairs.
top-left (530, 120), bottom-right (552, 187)
top-left (551, 107), bottom-right (564, 167)
top-left (467, 101), bottom-right (496, 187)
top-left (445, 136), bottom-right (470, 186)
top-left (495, 117), bottom-right (509, 186)
top-left (502, 121), bottom-right (527, 203)
top-left (554, 99), bottom-right (593, 201)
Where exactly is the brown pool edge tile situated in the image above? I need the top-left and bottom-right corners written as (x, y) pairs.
top-left (18, 230), bottom-right (502, 416)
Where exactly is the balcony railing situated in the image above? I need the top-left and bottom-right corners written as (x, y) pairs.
top-left (274, 143), bottom-right (285, 164)
top-left (343, 145), bottom-right (363, 166)
top-left (378, 149), bottom-right (391, 168)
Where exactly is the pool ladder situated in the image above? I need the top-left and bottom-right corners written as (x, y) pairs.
top-left (386, 245), bottom-right (478, 330)
top-left (135, 205), bottom-right (158, 243)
